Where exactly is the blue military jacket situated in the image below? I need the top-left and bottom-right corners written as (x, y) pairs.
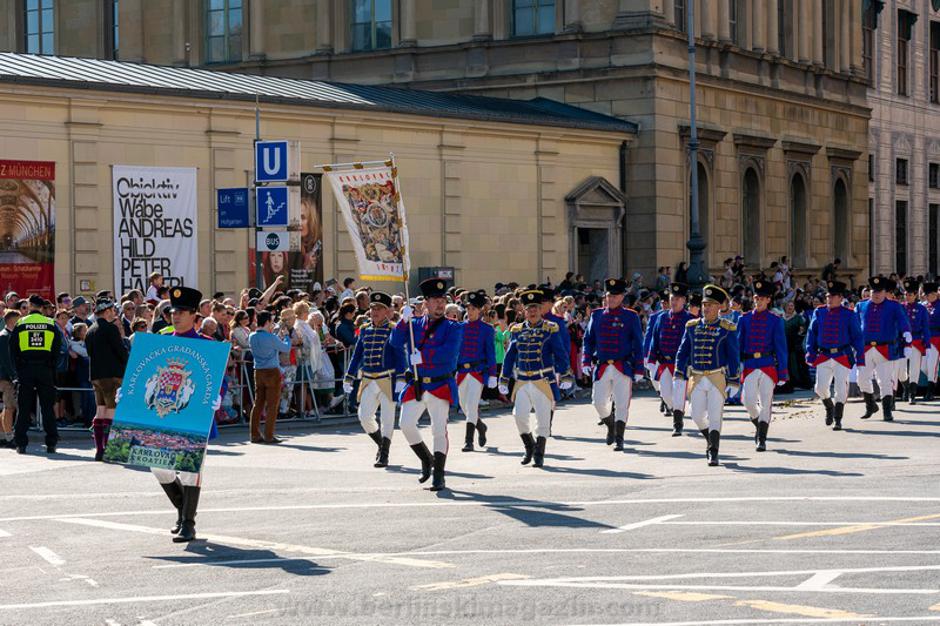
top-left (390, 315), bottom-right (463, 404)
top-left (675, 317), bottom-right (741, 382)
top-left (582, 307), bottom-right (644, 378)
top-left (501, 319), bottom-right (570, 400)
top-left (856, 299), bottom-right (911, 360)
top-left (927, 300), bottom-right (940, 338)
top-left (344, 321), bottom-right (404, 381)
top-left (544, 311), bottom-right (571, 363)
top-left (902, 301), bottom-right (931, 348)
top-left (738, 310), bottom-right (789, 381)
top-left (805, 305), bottom-right (864, 367)
top-left (642, 309), bottom-right (666, 364)
top-left (457, 319), bottom-right (497, 380)
top-left (648, 309), bottom-right (695, 374)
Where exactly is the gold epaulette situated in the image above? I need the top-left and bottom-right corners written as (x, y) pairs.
top-left (543, 320), bottom-right (559, 332)
top-left (685, 318), bottom-right (699, 328)
top-left (720, 318), bottom-right (737, 332)
top-left (510, 323), bottom-right (524, 332)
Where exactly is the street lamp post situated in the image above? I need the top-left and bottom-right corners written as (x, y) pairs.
top-left (685, 0), bottom-right (708, 289)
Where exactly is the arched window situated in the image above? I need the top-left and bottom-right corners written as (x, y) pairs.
top-left (742, 167), bottom-right (761, 266)
top-left (833, 177), bottom-right (849, 261)
top-left (790, 173), bottom-right (807, 267)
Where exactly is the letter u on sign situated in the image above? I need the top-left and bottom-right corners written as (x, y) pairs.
top-left (255, 140), bottom-right (289, 183)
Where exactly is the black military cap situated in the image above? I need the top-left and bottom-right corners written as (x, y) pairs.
top-left (882, 278), bottom-right (898, 293)
top-left (369, 291), bottom-right (392, 308)
top-left (604, 278), bottom-right (627, 295)
top-left (923, 282), bottom-right (938, 294)
top-left (168, 286), bottom-right (203, 313)
top-left (669, 282), bottom-right (689, 298)
top-left (688, 292), bottom-right (703, 308)
top-left (466, 291), bottom-right (487, 308)
top-left (868, 276), bottom-right (886, 291)
top-left (702, 284), bottom-right (729, 305)
top-left (520, 290), bottom-right (544, 307)
top-left (538, 284), bottom-right (556, 300)
top-left (752, 279), bottom-right (775, 298)
top-left (419, 278), bottom-right (448, 299)
top-left (903, 277), bottom-right (920, 293)
top-left (825, 280), bottom-right (848, 296)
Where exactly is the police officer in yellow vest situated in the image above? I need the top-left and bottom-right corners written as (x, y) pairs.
top-left (10, 294), bottom-right (62, 454)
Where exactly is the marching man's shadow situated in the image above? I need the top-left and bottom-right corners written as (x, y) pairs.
top-left (148, 542), bottom-right (331, 577)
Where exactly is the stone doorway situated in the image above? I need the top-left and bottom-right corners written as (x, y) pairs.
top-left (566, 176), bottom-right (626, 282)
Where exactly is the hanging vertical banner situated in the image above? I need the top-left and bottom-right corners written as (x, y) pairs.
top-left (323, 162), bottom-right (411, 280)
top-left (289, 173), bottom-right (323, 291)
top-left (113, 166), bottom-right (198, 293)
top-left (0, 160), bottom-right (55, 299)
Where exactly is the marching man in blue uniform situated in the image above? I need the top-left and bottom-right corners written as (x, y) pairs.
top-left (643, 302), bottom-right (667, 414)
top-left (675, 285), bottom-right (740, 467)
top-left (582, 278), bottom-right (644, 451)
top-left (148, 287), bottom-right (224, 542)
top-left (457, 291), bottom-right (497, 452)
top-left (738, 279), bottom-right (788, 451)
top-left (899, 277), bottom-right (930, 404)
top-left (344, 291), bottom-right (404, 468)
top-left (647, 282), bottom-right (694, 437)
top-left (924, 282), bottom-right (940, 401)
top-left (391, 278), bottom-right (463, 492)
top-left (498, 290), bottom-right (573, 467)
top-left (856, 276), bottom-right (911, 421)
top-left (805, 280), bottom-right (864, 430)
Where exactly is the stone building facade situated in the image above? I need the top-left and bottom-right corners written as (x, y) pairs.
top-left (0, 0), bottom-right (872, 281)
top-left (867, 0), bottom-right (940, 277)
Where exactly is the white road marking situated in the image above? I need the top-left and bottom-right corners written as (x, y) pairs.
top-left (411, 573), bottom-right (529, 591)
top-left (656, 521), bottom-right (940, 527)
top-left (0, 529), bottom-right (10, 537)
top-left (601, 514), bottom-right (684, 534)
top-left (388, 547), bottom-right (940, 557)
top-left (225, 608), bottom-right (280, 620)
top-left (0, 590), bottom-right (289, 611)
top-left (56, 517), bottom-right (453, 569)
top-left (3, 495), bottom-right (940, 523)
top-left (154, 557), bottom-right (318, 569)
top-left (28, 546), bottom-right (65, 567)
top-left (795, 571), bottom-right (843, 591)
top-left (572, 617), bottom-right (940, 626)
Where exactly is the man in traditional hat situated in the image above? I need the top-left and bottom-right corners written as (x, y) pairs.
top-left (923, 281), bottom-right (940, 400)
top-left (738, 278), bottom-right (788, 451)
top-left (675, 285), bottom-right (740, 466)
top-left (582, 278), bottom-right (644, 451)
top-left (647, 282), bottom-right (694, 436)
top-left (805, 280), bottom-right (864, 430)
top-left (899, 277), bottom-right (930, 404)
top-left (499, 290), bottom-right (573, 467)
top-left (344, 291), bottom-right (404, 468)
top-left (856, 276), bottom-right (911, 421)
top-left (457, 290), bottom-right (497, 452)
top-left (391, 278), bottom-right (463, 491)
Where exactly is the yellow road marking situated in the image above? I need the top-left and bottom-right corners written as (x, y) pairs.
top-left (930, 602), bottom-right (940, 612)
top-left (774, 513), bottom-right (940, 541)
top-left (735, 599), bottom-right (872, 619)
top-left (633, 591), bottom-right (733, 602)
top-left (412, 573), bottom-right (529, 591)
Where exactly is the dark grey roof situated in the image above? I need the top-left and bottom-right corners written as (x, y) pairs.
top-left (0, 52), bottom-right (637, 134)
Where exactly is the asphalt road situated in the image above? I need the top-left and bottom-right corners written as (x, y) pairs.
top-left (2, 390), bottom-right (940, 626)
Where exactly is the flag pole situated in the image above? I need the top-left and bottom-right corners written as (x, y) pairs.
top-left (389, 152), bottom-right (421, 395)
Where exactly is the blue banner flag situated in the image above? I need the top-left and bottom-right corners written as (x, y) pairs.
top-left (104, 333), bottom-right (230, 473)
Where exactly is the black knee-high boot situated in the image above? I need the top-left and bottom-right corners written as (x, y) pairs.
top-left (173, 486), bottom-right (200, 543)
top-left (462, 422), bottom-right (476, 452)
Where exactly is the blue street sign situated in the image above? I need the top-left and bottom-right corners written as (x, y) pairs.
top-left (255, 140), bottom-right (289, 183)
top-left (216, 187), bottom-right (249, 228)
top-left (256, 186), bottom-right (289, 227)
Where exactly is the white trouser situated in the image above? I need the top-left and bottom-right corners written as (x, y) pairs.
top-left (399, 393), bottom-right (450, 454)
top-left (689, 377), bottom-right (725, 433)
top-left (646, 362), bottom-right (660, 392)
top-left (857, 348), bottom-right (896, 397)
top-left (927, 344), bottom-right (940, 383)
top-left (513, 382), bottom-right (553, 439)
top-left (358, 380), bottom-right (395, 439)
top-left (742, 369), bottom-right (774, 424)
top-left (814, 359), bottom-right (850, 404)
top-left (151, 467), bottom-right (201, 487)
top-left (458, 375), bottom-right (484, 425)
top-left (592, 366), bottom-right (633, 423)
top-left (658, 367), bottom-right (687, 413)
top-left (899, 346), bottom-right (924, 385)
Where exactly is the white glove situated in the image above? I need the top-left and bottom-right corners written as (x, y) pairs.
top-left (904, 347), bottom-right (913, 359)
top-left (409, 350), bottom-right (423, 366)
top-left (486, 376), bottom-right (497, 389)
top-left (498, 384), bottom-right (509, 395)
top-left (582, 364), bottom-right (594, 378)
top-left (211, 395), bottom-right (221, 411)
top-left (776, 380), bottom-right (786, 387)
top-left (559, 380), bottom-right (573, 391)
top-left (343, 381), bottom-right (354, 395)
top-left (726, 384), bottom-right (740, 396)
top-left (903, 332), bottom-right (913, 344)
top-left (633, 373), bottom-right (644, 384)
top-left (395, 380), bottom-right (407, 395)
top-left (115, 386), bottom-right (122, 404)
top-left (400, 305), bottom-right (413, 322)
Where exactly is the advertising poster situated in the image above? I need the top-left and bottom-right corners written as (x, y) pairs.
top-left (0, 160), bottom-right (55, 299)
top-left (104, 333), bottom-right (230, 473)
top-left (113, 165), bottom-right (198, 293)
